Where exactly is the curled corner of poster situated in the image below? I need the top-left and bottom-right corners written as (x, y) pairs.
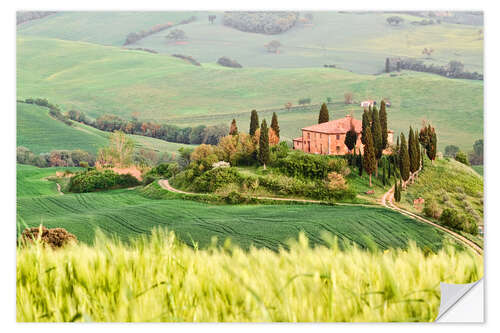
top-left (435, 278), bottom-right (484, 323)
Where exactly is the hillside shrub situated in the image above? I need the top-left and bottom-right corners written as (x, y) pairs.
top-left (217, 57), bottom-right (243, 68)
top-left (423, 198), bottom-right (441, 219)
top-left (277, 153), bottom-right (348, 180)
top-left (455, 151), bottom-right (469, 165)
top-left (68, 169), bottom-right (140, 193)
top-left (192, 167), bottom-right (243, 193)
top-left (19, 226), bottom-right (77, 248)
top-left (172, 54), bottom-right (201, 66)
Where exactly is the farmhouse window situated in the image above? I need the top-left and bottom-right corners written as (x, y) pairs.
top-left (336, 146), bottom-right (340, 152)
top-left (336, 134), bottom-right (340, 140)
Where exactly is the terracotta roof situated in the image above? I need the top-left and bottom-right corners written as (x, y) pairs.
top-left (302, 115), bottom-right (362, 134)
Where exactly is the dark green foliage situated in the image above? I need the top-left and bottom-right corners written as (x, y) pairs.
top-left (16, 146), bottom-right (95, 168)
top-left (362, 127), bottom-right (376, 181)
top-left (385, 58), bottom-right (390, 73)
top-left (249, 110), bottom-right (259, 136)
top-left (192, 167), bottom-right (243, 193)
top-left (318, 103), bottom-right (329, 124)
top-left (469, 139), bottom-right (483, 165)
top-left (361, 110), bottom-right (370, 145)
top-left (258, 119), bottom-right (270, 166)
top-left (24, 98), bottom-right (73, 126)
top-left (344, 122), bottom-right (358, 153)
top-left (394, 179), bottom-right (401, 202)
top-left (419, 124), bottom-right (437, 162)
top-left (408, 127), bottom-right (418, 173)
top-left (455, 151), bottom-right (469, 165)
top-left (399, 133), bottom-right (410, 182)
top-left (415, 131), bottom-right (421, 170)
top-left (357, 149), bottom-right (363, 176)
top-left (143, 162), bottom-right (180, 185)
top-left (271, 112), bottom-right (280, 138)
top-left (382, 159), bottom-right (387, 186)
top-left (276, 152), bottom-right (347, 180)
top-left (371, 107), bottom-right (383, 161)
top-left (68, 169), bottom-right (140, 193)
top-left (444, 145), bottom-right (460, 158)
top-left (379, 100), bottom-right (388, 149)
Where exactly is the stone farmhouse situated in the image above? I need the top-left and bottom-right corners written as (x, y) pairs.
top-left (292, 115), bottom-right (394, 155)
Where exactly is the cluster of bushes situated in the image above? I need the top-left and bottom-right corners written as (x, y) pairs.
top-left (385, 58), bottom-right (483, 80)
top-left (411, 19), bottom-right (439, 25)
top-left (172, 54), bottom-right (201, 66)
top-left (67, 111), bottom-right (228, 145)
top-left (217, 57), bottom-right (242, 68)
top-left (142, 162), bottom-right (180, 185)
top-left (18, 226), bottom-right (76, 248)
top-left (123, 16), bottom-right (196, 45)
top-left (223, 11), bottom-right (299, 34)
top-left (23, 98), bottom-right (73, 126)
top-left (17, 146), bottom-right (95, 168)
top-left (439, 208), bottom-right (478, 235)
top-left (68, 169), bottom-right (140, 193)
top-left (276, 152), bottom-right (349, 180)
top-left (17, 11), bottom-right (56, 25)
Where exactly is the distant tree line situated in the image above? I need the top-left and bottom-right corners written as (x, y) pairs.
top-left (67, 110), bottom-right (228, 146)
top-left (17, 146), bottom-right (95, 168)
top-left (123, 16), bottom-right (196, 45)
top-left (22, 98), bottom-right (73, 126)
top-left (385, 57), bottom-right (483, 80)
top-left (223, 11), bottom-right (299, 34)
top-left (172, 54), bottom-right (201, 66)
top-left (17, 11), bottom-right (56, 25)
top-left (444, 139), bottom-right (483, 166)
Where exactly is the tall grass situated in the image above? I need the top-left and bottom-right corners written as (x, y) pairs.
top-left (17, 228), bottom-right (482, 322)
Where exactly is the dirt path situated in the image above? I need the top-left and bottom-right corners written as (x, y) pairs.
top-left (381, 186), bottom-right (483, 255)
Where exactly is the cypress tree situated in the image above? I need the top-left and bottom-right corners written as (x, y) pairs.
top-left (358, 148), bottom-right (363, 176)
top-left (380, 100), bottom-right (388, 149)
top-left (229, 119), bottom-right (238, 135)
top-left (394, 178), bottom-right (399, 202)
top-left (249, 110), bottom-right (259, 136)
top-left (361, 110), bottom-right (370, 144)
top-left (399, 133), bottom-right (410, 186)
top-left (429, 130), bottom-right (437, 163)
top-left (415, 130), bottom-right (421, 170)
top-left (270, 112), bottom-right (280, 139)
top-left (385, 58), bottom-right (390, 73)
top-left (408, 127), bottom-right (418, 175)
top-left (345, 120), bottom-right (358, 153)
top-left (363, 126), bottom-right (377, 187)
top-left (258, 119), bottom-right (270, 168)
top-left (420, 143), bottom-right (425, 170)
top-left (368, 105), bottom-right (373, 122)
top-left (382, 159), bottom-right (387, 186)
top-left (371, 106), bottom-right (383, 175)
top-left (318, 103), bottom-right (329, 124)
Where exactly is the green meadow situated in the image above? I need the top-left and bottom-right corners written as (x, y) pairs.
top-left (17, 36), bottom-right (483, 150)
top-left (17, 166), bottom-right (455, 251)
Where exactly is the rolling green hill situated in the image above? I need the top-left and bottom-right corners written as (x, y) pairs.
top-left (17, 36), bottom-right (483, 150)
top-left (16, 167), bottom-right (454, 251)
top-left (17, 12), bottom-right (482, 74)
top-left (17, 11), bottom-right (206, 46)
top-left (17, 101), bottom-right (196, 155)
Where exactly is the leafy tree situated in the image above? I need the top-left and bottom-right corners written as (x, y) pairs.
top-left (387, 16), bottom-right (404, 26)
top-left (379, 100), bottom-right (388, 149)
top-left (265, 40), bottom-right (281, 53)
top-left (455, 151), bottom-right (469, 165)
top-left (166, 29), bottom-right (187, 41)
top-left (97, 131), bottom-right (134, 167)
top-left (271, 112), bottom-right (280, 139)
top-left (258, 120), bottom-right (270, 168)
top-left (399, 133), bottom-right (410, 186)
top-left (363, 127), bottom-right (376, 187)
top-left (318, 103), bottom-right (329, 124)
top-left (361, 110), bottom-right (370, 145)
top-left (249, 110), bottom-right (259, 136)
top-left (444, 145), bottom-right (460, 158)
top-left (229, 119), bottom-right (238, 135)
top-left (469, 139), bottom-right (483, 165)
top-left (344, 120), bottom-right (358, 153)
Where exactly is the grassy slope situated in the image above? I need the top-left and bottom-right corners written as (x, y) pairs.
top-left (399, 158), bottom-right (483, 225)
top-left (16, 11), bottom-right (206, 46)
top-left (16, 166), bottom-right (453, 251)
top-left (17, 102), bottom-right (196, 155)
top-left (17, 36), bottom-right (483, 150)
top-left (17, 102), bottom-right (108, 154)
top-left (471, 165), bottom-right (483, 176)
top-left (16, 164), bottom-right (82, 198)
top-left (18, 12), bottom-right (482, 74)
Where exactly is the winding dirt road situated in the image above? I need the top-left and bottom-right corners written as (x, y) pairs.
top-left (381, 186), bottom-right (483, 255)
top-left (158, 179), bottom-right (483, 255)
